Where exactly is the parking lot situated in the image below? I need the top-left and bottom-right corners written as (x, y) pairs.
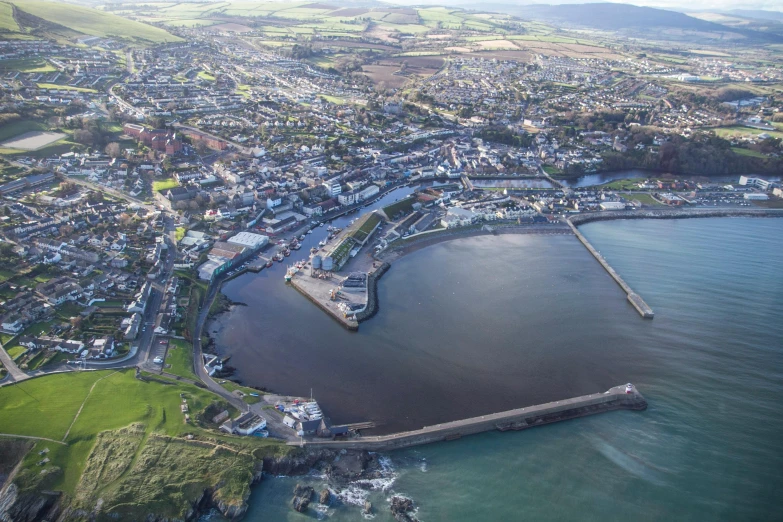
top-left (149, 338), bottom-right (168, 365)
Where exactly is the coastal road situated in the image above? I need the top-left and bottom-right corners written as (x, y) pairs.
top-left (190, 275), bottom-right (297, 440)
top-left (191, 280), bottom-right (247, 413)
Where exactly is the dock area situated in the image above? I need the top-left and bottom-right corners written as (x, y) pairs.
top-left (289, 273), bottom-right (361, 330)
top-left (293, 384), bottom-right (647, 451)
top-left (566, 219), bottom-right (654, 319)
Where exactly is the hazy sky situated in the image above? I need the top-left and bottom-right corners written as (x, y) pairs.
top-left (390, 0), bottom-right (783, 13)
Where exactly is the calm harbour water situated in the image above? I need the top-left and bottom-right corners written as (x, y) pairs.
top-left (212, 217), bottom-right (783, 521)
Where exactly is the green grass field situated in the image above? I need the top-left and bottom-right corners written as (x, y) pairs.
top-left (197, 70), bottom-right (215, 81)
top-left (10, 0), bottom-right (182, 43)
top-left (165, 338), bottom-right (196, 380)
top-left (153, 178), bottom-right (179, 192)
top-left (0, 1), bottom-right (19, 31)
top-left (0, 57), bottom-right (57, 73)
top-left (599, 178), bottom-right (648, 190)
top-left (219, 380), bottom-right (263, 405)
top-left (731, 147), bottom-right (768, 158)
top-left (713, 126), bottom-right (783, 140)
top-left (619, 193), bottom-right (663, 206)
top-left (36, 83), bottom-right (98, 93)
top-left (5, 345), bottom-right (27, 360)
top-left (0, 120), bottom-right (47, 142)
top-left (0, 369), bottom-right (287, 516)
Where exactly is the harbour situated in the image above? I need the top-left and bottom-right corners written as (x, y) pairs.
top-left (242, 217), bottom-right (783, 522)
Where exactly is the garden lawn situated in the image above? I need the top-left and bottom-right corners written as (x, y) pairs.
top-left (153, 178), bottom-right (179, 192)
top-left (5, 345), bottom-right (27, 360)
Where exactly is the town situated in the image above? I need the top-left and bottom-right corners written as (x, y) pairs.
top-left (1, 0), bottom-right (782, 520)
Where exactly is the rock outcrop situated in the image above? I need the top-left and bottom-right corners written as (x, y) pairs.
top-left (390, 495), bottom-right (419, 522)
top-left (319, 488), bottom-right (331, 505)
top-left (291, 483), bottom-right (314, 513)
top-left (0, 484), bottom-right (62, 522)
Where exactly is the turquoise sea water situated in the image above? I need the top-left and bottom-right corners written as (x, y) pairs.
top-left (235, 217), bottom-right (783, 521)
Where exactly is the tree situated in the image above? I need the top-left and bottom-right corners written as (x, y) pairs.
top-left (73, 129), bottom-right (95, 145)
top-left (105, 142), bottom-right (121, 158)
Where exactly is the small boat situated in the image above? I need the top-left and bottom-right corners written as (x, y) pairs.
top-left (299, 235), bottom-right (306, 241)
top-left (307, 230), bottom-right (313, 235)
top-left (265, 261), bottom-right (273, 268)
top-left (283, 249), bottom-right (290, 257)
top-left (318, 240), bottom-right (326, 247)
top-left (318, 223), bottom-right (324, 227)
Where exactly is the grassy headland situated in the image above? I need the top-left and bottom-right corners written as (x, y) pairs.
top-left (0, 369), bottom-right (289, 519)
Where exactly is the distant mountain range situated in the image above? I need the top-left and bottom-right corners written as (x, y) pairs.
top-left (727, 9), bottom-right (783, 22)
top-left (470, 2), bottom-right (783, 42)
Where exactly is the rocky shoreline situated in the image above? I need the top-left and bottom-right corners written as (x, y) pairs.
top-left (0, 447), bottom-right (406, 522)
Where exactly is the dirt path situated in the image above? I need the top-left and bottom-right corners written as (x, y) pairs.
top-left (0, 433), bottom-right (67, 446)
top-left (61, 370), bottom-right (121, 442)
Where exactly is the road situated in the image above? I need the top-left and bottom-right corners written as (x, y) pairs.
top-left (67, 177), bottom-right (156, 212)
top-left (171, 123), bottom-right (254, 155)
top-left (0, 340), bottom-right (29, 383)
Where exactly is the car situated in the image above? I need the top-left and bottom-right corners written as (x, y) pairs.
top-left (153, 356), bottom-right (163, 364)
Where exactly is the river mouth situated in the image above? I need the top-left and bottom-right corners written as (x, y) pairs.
top-left (210, 233), bottom-right (653, 434)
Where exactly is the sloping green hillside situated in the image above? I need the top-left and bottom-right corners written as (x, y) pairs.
top-left (10, 0), bottom-right (182, 43)
top-left (0, 2), bottom-right (20, 32)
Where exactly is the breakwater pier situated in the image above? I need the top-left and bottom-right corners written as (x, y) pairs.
top-left (566, 207), bottom-right (783, 318)
top-left (294, 384), bottom-right (647, 451)
top-left (566, 218), bottom-right (654, 318)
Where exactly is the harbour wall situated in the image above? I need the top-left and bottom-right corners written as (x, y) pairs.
top-left (566, 219), bottom-right (654, 319)
top-left (569, 207), bottom-right (783, 226)
top-left (294, 385), bottom-right (647, 451)
top-left (567, 207), bottom-right (783, 318)
top-left (355, 262), bottom-right (390, 323)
